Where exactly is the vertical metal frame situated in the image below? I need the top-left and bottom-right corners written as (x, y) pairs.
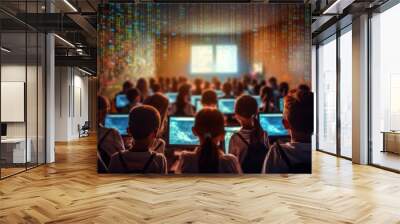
top-left (336, 28), bottom-right (341, 157)
top-left (315, 44), bottom-right (320, 151)
top-left (367, 11), bottom-right (373, 165)
top-left (25, 0), bottom-right (28, 172)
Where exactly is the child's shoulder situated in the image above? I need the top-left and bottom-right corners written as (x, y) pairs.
top-left (220, 153), bottom-right (239, 163)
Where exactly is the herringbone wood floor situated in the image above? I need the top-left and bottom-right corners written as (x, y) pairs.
top-left (0, 136), bottom-right (399, 224)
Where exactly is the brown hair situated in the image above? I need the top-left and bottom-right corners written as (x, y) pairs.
top-left (143, 93), bottom-right (169, 124)
top-left (98, 95), bottom-right (110, 125)
top-left (194, 108), bottom-right (225, 173)
top-left (129, 105), bottom-right (161, 140)
top-left (284, 87), bottom-right (314, 135)
top-left (126, 87), bottom-right (141, 103)
top-left (222, 82), bottom-right (232, 96)
top-left (201, 89), bottom-right (218, 106)
top-left (175, 84), bottom-right (192, 115)
top-left (234, 95), bottom-right (263, 144)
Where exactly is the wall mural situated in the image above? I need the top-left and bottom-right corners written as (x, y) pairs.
top-left (98, 3), bottom-right (313, 175)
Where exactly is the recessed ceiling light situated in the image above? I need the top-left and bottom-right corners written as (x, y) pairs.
top-left (63, 0), bottom-right (78, 12)
top-left (54, 34), bottom-right (75, 48)
top-left (78, 67), bottom-right (93, 76)
top-left (1, 47), bottom-right (11, 53)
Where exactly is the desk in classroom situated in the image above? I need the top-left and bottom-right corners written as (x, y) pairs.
top-left (381, 131), bottom-right (400, 154)
top-left (0, 138), bottom-right (31, 164)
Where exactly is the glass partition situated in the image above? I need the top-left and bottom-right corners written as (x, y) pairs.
top-left (1, 31), bottom-right (28, 177)
top-left (0, 1), bottom-right (46, 179)
top-left (317, 35), bottom-right (337, 154)
top-left (370, 3), bottom-right (400, 171)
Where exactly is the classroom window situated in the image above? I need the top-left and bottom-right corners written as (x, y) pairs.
top-left (339, 28), bottom-right (352, 158)
top-left (317, 36), bottom-right (337, 155)
top-left (370, 3), bottom-right (400, 171)
top-left (190, 45), bottom-right (238, 74)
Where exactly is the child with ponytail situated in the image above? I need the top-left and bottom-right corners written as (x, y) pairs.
top-left (176, 108), bottom-right (242, 174)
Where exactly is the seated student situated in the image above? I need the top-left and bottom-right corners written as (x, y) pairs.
top-left (212, 77), bottom-right (221, 91)
top-left (262, 87), bottom-right (313, 174)
top-left (279, 82), bottom-right (290, 97)
top-left (169, 84), bottom-right (195, 116)
top-left (220, 82), bottom-right (234, 99)
top-left (201, 89), bottom-right (218, 109)
top-left (229, 95), bottom-right (270, 173)
top-left (234, 81), bottom-right (245, 97)
top-left (109, 105), bottom-right (168, 174)
top-left (176, 108), bottom-right (242, 174)
top-left (248, 79), bottom-right (259, 95)
top-left (260, 85), bottom-right (279, 113)
top-left (120, 87), bottom-right (141, 113)
top-left (254, 80), bottom-right (266, 96)
top-left (193, 78), bottom-right (203, 95)
top-left (203, 81), bottom-right (211, 90)
top-left (149, 77), bottom-right (156, 90)
top-left (151, 82), bottom-right (162, 94)
top-left (268, 77), bottom-right (281, 107)
top-left (298, 84), bottom-right (311, 92)
top-left (165, 77), bottom-right (171, 92)
top-left (97, 96), bottom-right (125, 172)
top-left (136, 78), bottom-right (149, 102)
top-left (115, 80), bottom-right (134, 113)
top-left (143, 93), bottom-right (169, 154)
top-left (171, 78), bottom-right (179, 92)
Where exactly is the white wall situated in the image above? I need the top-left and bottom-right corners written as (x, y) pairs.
top-left (1, 64), bottom-right (46, 164)
top-left (54, 67), bottom-right (89, 141)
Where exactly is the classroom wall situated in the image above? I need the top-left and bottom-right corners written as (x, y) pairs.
top-left (243, 9), bottom-right (312, 87)
top-left (98, 3), bottom-right (312, 99)
top-left (155, 34), bottom-right (249, 79)
top-left (55, 67), bottom-right (89, 141)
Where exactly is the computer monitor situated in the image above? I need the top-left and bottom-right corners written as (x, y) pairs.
top-left (167, 116), bottom-right (199, 147)
top-left (218, 98), bottom-right (236, 114)
top-left (165, 92), bottom-right (178, 103)
top-left (195, 99), bottom-right (203, 112)
top-left (224, 126), bottom-right (241, 153)
top-left (279, 98), bottom-right (284, 112)
top-left (259, 113), bottom-right (289, 137)
top-left (104, 114), bottom-right (129, 136)
top-left (115, 94), bottom-right (130, 108)
top-left (191, 95), bottom-right (201, 106)
top-left (215, 90), bottom-right (224, 97)
top-left (252, 95), bottom-right (262, 107)
top-left (1, 123), bottom-right (7, 137)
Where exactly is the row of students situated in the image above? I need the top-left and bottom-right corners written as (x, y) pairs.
top-left (113, 75), bottom-right (290, 115)
top-left (98, 85), bottom-right (312, 174)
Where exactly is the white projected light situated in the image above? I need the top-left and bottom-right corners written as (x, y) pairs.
top-left (190, 44), bottom-right (238, 74)
top-left (191, 45), bottom-right (214, 74)
top-left (216, 45), bottom-right (238, 73)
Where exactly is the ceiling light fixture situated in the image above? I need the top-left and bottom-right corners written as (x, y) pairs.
top-left (78, 67), bottom-right (94, 76)
top-left (1, 47), bottom-right (11, 53)
top-left (63, 0), bottom-right (78, 12)
top-left (54, 34), bottom-right (75, 48)
top-left (322, 0), bottom-right (354, 15)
